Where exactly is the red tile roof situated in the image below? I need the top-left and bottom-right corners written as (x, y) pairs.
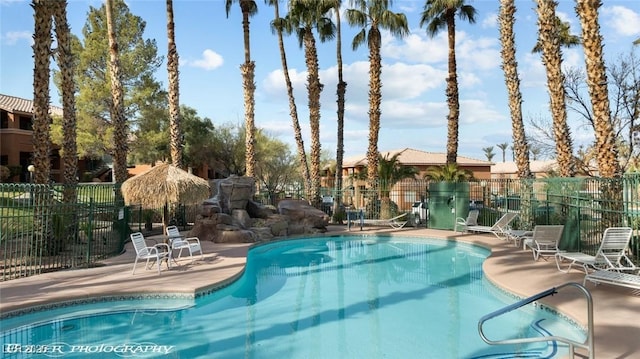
top-left (343, 148), bottom-right (492, 167)
top-left (0, 93), bottom-right (63, 116)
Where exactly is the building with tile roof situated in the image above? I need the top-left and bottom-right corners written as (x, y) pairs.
top-left (341, 148), bottom-right (493, 180)
top-left (1, 94), bottom-right (66, 182)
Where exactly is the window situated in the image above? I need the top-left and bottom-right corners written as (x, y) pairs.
top-left (19, 115), bottom-right (33, 130)
top-left (0, 110), bottom-right (7, 128)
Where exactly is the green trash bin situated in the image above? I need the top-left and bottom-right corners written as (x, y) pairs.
top-left (428, 182), bottom-right (470, 230)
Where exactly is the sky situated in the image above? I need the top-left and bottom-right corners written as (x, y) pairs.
top-left (1, 0), bottom-right (639, 163)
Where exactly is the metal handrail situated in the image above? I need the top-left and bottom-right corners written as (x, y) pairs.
top-left (478, 282), bottom-right (594, 359)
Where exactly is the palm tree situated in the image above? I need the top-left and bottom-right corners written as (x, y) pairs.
top-left (32, 0), bottom-right (53, 186)
top-left (575, 0), bottom-right (620, 178)
top-left (167, 0), bottom-right (183, 169)
top-left (226, 0), bottom-right (258, 177)
top-left (424, 163), bottom-right (473, 181)
top-left (31, 0), bottom-right (55, 254)
top-left (496, 142), bottom-right (509, 162)
top-left (498, 0), bottom-right (531, 179)
top-left (536, 0), bottom-right (576, 177)
top-left (634, 38), bottom-right (640, 45)
top-left (106, 0), bottom-right (128, 183)
top-left (52, 0), bottom-right (78, 194)
top-left (420, 0), bottom-right (477, 165)
top-left (346, 0), bottom-right (409, 191)
top-left (332, 0), bottom-right (347, 221)
top-left (284, 0), bottom-right (336, 206)
top-left (266, 0), bottom-right (312, 200)
top-left (482, 146), bottom-right (495, 162)
top-left (378, 153), bottom-right (418, 218)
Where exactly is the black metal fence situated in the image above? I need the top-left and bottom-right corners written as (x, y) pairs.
top-left (1, 175), bottom-right (639, 280)
top-left (0, 183), bottom-right (202, 281)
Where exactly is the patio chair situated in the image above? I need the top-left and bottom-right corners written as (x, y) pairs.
top-left (360, 213), bottom-right (408, 229)
top-left (166, 225), bottom-right (203, 263)
top-left (522, 225), bottom-right (565, 261)
top-left (465, 212), bottom-right (518, 239)
top-left (131, 232), bottom-right (171, 275)
top-left (583, 269), bottom-right (640, 290)
top-left (455, 210), bottom-right (479, 233)
top-left (555, 227), bottom-right (635, 273)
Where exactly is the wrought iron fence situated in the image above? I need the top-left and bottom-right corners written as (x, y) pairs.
top-left (1, 175), bottom-right (639, 280)
top-left (0, 183), bottom-right (203, 281)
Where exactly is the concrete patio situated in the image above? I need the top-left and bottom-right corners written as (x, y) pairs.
top-left (1, 225), bottom-right (639, 358)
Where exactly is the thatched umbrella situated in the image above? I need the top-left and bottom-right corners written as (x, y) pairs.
top-left (121, 163), bottom-right (210, 230)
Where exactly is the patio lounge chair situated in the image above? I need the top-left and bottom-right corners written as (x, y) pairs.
top-left (522, 225), bottom-right (565, 261)
top-left (166, 225), bottom-right (203, 263)
top-left (555, 227), bottom-right (635, 273)
top-left (583, 269), bottom-right (640, 290)
top-left (465, 212), bottom-right (518, 239)
top-left (454, 210), bottom-right (480, 233)
top-left (131, 232), bottom-right (171, 275)
top-left (361, 213), bottom-right (408, 229)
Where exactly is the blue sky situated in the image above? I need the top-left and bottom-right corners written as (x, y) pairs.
top-left (1, 0), bottom-right (639, 163)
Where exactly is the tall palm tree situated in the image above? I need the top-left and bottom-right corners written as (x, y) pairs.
top-left (167, 0), bottom-right (183, 169)
top-left (226, 0), bottom-right (258, 177)
top-left (106, 0), bottom-right (128, 183)
top-left (346, 0), bottom-right (409, 191)
top-left (498, 0), bottom-right (531, 179)
top-left (32, 0), bottom-right (53, 186)
top-left (496, 142), bottom-right (509, 162)
top-left (482, 146), bottom-right (495, 162)
top-left (284, 0), bottom-right (336, 206)
top-left (575, 0), bottom-right (620, 178)
top-left (332, 0), bottom-right (347, 221)
top-left (31, 0), bottom-right (55, 254)
top-left (536, 0), bottom-right (575, 177)
top-left (420, 0), bottom-right (476, 165)
top-left (266, 0), bottom-right (312, 200)
top-left (52, 0), bottom-right (78, 194)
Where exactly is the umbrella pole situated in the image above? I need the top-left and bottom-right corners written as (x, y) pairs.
top-left (163, 202), bottom-right (169, 234)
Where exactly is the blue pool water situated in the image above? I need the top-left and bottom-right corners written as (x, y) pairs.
top-left (1, 236), bottom-right (585, 358)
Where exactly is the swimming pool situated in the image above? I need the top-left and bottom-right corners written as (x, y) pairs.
top-left (1, 236), bottom-right (585, 358)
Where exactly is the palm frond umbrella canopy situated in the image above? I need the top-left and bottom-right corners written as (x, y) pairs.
top-left (121, 163), bottom-right (210, 228)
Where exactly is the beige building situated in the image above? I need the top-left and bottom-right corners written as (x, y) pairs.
top-left (491, 160), bottom-right (558, 179)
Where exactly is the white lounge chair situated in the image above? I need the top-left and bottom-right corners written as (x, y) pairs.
top-left (360, 213), bottom-right (408, 229)
top-left (583, 270), bottom-right (640, 290)
top-left (522, 225), bottom-right (565, 261)
top-left (555, 227), bottom-right (635, 273)
top-left (466, 212), bottom-right (518, 239)
top-left (131, 232), bottom-right (171, 275)
top-left (454, 210), bottom-right (479, 233)
top-left (166, 225), bottom-right (203, 263)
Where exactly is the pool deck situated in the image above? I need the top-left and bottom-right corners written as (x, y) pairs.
top-left (1, 225), bottom-right (639, 358)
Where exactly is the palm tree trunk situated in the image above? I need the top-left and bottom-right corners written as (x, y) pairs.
top-left (334, 3), bottom-right (346, 222)
top-left (167, 0), bottom-right (183, 169)
top-left (241, 1), bottom-right (256, 178)
top-left (445, 12), bottom-right (460, 165)
top-left (538, 0), bottom-right (575, 177)
top-left (106, 0), bottom-right (128, 183)
top-left (271, 1), bottom-right (311, 200)
top-left (32, 0), bottom-right (56, 255)
top-left (576, 0), bottom-right (620, 178)
top-left (499, 0), bottom-right (532, 180)
top-left (304, 29), bottom-right (322, 206)
top-left (366, 26), bottom-right (382, 192)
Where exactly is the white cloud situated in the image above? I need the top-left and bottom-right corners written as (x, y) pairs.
top-left (187, 49), bottom-right (223, 70)
top-left (2, 30), bottom-right (31, 45)
top-left (602, 6), bottom-right (640, 37)
top-left (482, 13), bottom-right (498, 29)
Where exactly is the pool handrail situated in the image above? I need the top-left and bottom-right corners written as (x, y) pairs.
top-left (478, 282), bottom-right (594, 359)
